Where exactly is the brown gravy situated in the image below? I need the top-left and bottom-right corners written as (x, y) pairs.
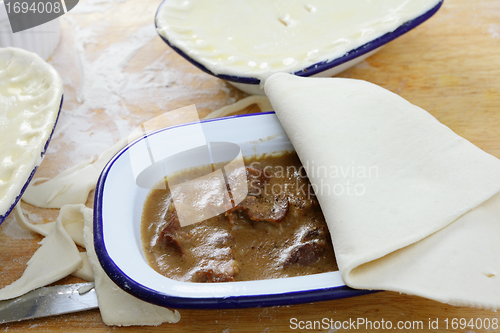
top-left (141, 152), bottom-right (338, 282)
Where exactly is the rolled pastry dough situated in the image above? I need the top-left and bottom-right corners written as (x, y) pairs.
top-left (264, 73), bottom-right (500, 310)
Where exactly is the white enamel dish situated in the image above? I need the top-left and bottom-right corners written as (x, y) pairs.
top-left (94, 113), bottom-right (374, 309)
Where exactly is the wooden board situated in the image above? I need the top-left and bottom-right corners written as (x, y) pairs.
top-left (1, 0), bottom-right (500, 331)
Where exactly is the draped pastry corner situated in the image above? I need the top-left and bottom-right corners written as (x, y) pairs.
top-left (264, 72), bottom-right (500, 311)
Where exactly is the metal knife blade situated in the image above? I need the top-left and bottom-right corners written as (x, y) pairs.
top-left (0, 282), bottom-right (98, 324)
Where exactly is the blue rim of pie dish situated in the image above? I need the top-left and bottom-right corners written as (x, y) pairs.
top-left (154, 0), bottom-right (443, 85)
top-left (0, 96), bottom-right (64, 225)
top-left (93, 112), bottom-right (377, 310)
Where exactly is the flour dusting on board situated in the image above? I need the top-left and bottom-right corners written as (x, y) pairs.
top-left (0, 215), bottom-right (35, 240)
top-left (489, 24), bottom-right (500, 39)
top-left (46, 0), bottom-right (221, 170)
top-left (69, 0), bottom-right (124, 14)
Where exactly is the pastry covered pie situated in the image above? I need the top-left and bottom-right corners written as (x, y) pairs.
top-left (0, 47), bottom-right (63, 222)
top-left (156, 0), bottom-right (441, 81)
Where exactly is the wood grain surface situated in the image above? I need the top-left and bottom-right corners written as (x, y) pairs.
top-left (1, 0), bottom-right (500, 331)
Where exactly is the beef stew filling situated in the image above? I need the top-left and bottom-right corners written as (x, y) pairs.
top-left (141, 152), bottom-right (338, 282)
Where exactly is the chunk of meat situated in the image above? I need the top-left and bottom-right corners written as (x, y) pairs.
top-left (191, 258), bottom-right (240, 283)
top-left (284, 241), bottom-right (326, 267)
top-left (302, 226), bottom-right (328, 242)
top-left (162, 204), bottom-right (181, 232)
top-left (159, 205), bottom-right (186, 255)
top-left (299, 195), bottom-right (321, 210)
top-left (236, 194), bottom-right (289, 223)
top-left (226, 165), bottom-right (288, 224)
top-left (192, 269), bottom-right (235, 283)
top-left (283, 224), bottom-right (330, 267)
top-left (246, 165), bottom-right (270, 196)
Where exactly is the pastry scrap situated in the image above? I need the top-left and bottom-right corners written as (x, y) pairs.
top-left (0, 47), bottom-right (63, 223)
top-left (15, 203), bottom-right (88, 247)
top-left (0, 213), bottom-right (82, 300)
top-left (14, 203), bottom-right (94, 281)
top-left (21, 139), bottom-right (128, 208)
top-left (83, 213), bottom-right (181, 326)
top-left (264, 73), bottom-right (500, 310)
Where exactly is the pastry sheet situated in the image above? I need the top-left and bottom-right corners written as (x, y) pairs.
top-left (264, 73), bottom-right (500, 310)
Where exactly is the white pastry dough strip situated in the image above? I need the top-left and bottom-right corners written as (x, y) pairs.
top-left (21, 140), bottom-right (128, 208)
top-left (14, 203), bottom-right (88, 247)
top-left (0, 213), bottom-right (82, 300)
top-left (13, 203), bottom-right (95, 281)
top-left (83, 211), bottom-right (181, 326)
top-left (203, 95), bottom-right (272, 119)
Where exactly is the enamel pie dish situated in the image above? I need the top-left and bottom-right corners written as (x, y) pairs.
top-left (94, 113), bottom-right (373, 309)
